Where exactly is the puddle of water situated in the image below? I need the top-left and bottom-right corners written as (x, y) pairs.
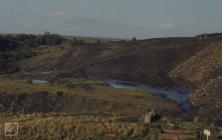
top-left (32, 80), bottom-right (48, 84)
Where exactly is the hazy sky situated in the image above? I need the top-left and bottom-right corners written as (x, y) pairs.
top-left (0, 0), bottom-right (222, 39)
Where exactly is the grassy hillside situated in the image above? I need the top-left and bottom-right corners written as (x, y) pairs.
top-left (0, 77), bottom-right (180, 115)
top-left (17, 37), bottom-right (207, 86)
top-left (0, 77), bottom-right (182, 139)
top-left (1, 33), bottom-right (222, 139)
top-left (169, 42), bottom-right (222, 119)
top-left (170, 42), bottom-right (222, 86)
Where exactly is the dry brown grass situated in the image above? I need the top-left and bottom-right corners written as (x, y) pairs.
top-left (0, 114), bottom-right (148, 140)
top-left (170, 42), bottom-right (222, 84)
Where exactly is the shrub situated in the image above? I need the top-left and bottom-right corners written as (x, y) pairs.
top-left (131, 37), bottom-right (137, 42)
top-left (65, 82), bottom-right (76, 89)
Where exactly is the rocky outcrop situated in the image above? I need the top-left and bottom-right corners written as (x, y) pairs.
top-left (190, 76), bottom-right (222, 120)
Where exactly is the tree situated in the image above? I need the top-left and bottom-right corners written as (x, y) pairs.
top-left (0, 57), bottom-right (7, 73)
top-left (131, 37), bottom-right (137, 42)
top-left (43, 32), bottom-right (64, 45)
top-left (96, 39), bottom-right (101, 44)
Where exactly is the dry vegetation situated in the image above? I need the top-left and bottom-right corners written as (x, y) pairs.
top-left (0, 77), bottom-right (180, 115)
top-left (0, 113), bottom-right (149, 140)
top-left (1, 33), bottom-right (222, 139)
top-left (170, 42), bottom-right (222, 119)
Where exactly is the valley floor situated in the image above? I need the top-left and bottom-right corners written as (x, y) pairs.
top-left (0, 76), bottom-right (221, 139)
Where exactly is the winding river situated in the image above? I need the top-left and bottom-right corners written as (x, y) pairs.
top-left (102, 78), bottom-right (191, 111)
top-left (31, 78), bottom-right (191, 111)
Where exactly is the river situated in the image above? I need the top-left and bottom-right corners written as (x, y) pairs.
top-left (102, 78), bottom-right (191, 111)
top-left (31, 78), bottom-right (191, 111)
